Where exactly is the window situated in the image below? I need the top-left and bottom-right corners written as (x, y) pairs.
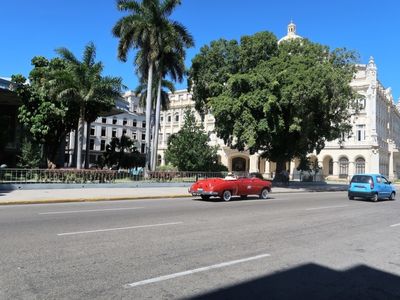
top-left (142, 122), bottom-right (146, 128)
top-left (142, 133), bottom-right (146, 140)
top-left (101, 127), bottom-right (106, 137)
top-left (175, 114), bottom-right (179, 122)
top-left (356, 124), bottom-right (366, 141)
top-left (123, 118), bottom-right (127, 125)
top-left (133, 120), bottom-right (137, 127)
top-left (112, 118), bottom-right (118, 125)
top-left (141, 143), bottom-right (145, 153)
top-left (160, 116), bottom-right (164, 122)
top-left (157, 155), bottom-right (162, 166)
top-left (328, 159), bottom-right (333, 175)
top-left (355, 158), bottom-right (365, 174)
top-left (158, 133), bottom-right (163, 144)
top-left (112, 128), bottom-right (117, 138)
top-left (358, 99), bottom-right (366, 110)
top-left (339, 157), bottom-right (349, 178)
top-left (90, 127), bottom-right (95, 136)
top-left (89, 139), bottom-right (95, 150)
top-left (132, 131), bottom-right (137, 140)
top-left (122, 129), bottom-right (127, 136)
top-left (102, 117), bottom-right (107, 123)
top-left (167, 115), bottom-right (171, 123)
top-left (100, 140), bottom-right (106, 151)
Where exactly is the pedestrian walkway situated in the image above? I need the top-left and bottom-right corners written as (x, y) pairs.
top-left (0, 183), bottom-right (350, 205)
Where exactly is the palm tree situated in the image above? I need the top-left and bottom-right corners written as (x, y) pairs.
top-left (135, 76), bottom-right (175, 169)
top-left (55, 42), bottom-right (123, 169)
top-left (112, 0), bottom-right (193, 173)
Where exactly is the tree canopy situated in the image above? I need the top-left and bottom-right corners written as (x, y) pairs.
top-left (165, 110), bottom-right (226, 172)
top-left (12, 58), bottom-right (79, 168)
top-left (188, 33), bottom-right (359, 172)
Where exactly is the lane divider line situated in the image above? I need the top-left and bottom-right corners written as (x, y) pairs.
top-left (305, 205), bottom-right (349, 211)
top-left (124, 253), bottom-right (271, 288)
top-left (390, 223), bottom-right (400, 227)
top-left (39, 207), bottom-right (143, 215)
top-left (57, 222), bottom-right (182, 236)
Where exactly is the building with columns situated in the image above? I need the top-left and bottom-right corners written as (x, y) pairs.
top-left (156, 22), bottom-right (400, 180)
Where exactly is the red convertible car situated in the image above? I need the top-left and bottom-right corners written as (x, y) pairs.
top-left (189, 175), bottom-right (272, 201)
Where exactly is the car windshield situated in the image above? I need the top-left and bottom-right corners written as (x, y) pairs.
top-left (351, 175), bottom-right (372, 183)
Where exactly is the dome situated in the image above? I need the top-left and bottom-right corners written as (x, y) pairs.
top-left (278, 21), bottom-right (303, 44)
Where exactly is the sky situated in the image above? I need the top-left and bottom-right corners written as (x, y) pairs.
top-left (1, 0), bottom-right (400, 99)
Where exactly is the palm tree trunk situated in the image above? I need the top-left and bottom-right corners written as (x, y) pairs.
top-left (151, 79), bottom-right (162, 171)
top-left (76, 107), bottom-right (85, 170)
top-left (144, 63), bottom-right (153, 175)
top-left (84, 121), bottom-right (91, 169)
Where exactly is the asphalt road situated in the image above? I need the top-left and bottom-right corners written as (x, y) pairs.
top-left (1, 192), bottom-right (400, 299)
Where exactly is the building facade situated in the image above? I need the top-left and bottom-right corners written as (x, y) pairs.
top-left (65, 91), bottom-right (146, 167)
top-left (156, 23), bottom-right (400, 180)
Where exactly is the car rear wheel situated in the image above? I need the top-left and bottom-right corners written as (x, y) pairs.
top-left (260, 188), bottom-right (269, 199)
top-left (372, 193), bottom-right (378, 202)
top-left (201, 195), bottom-right (210, 200)
top-left (389, 192), bottom-right (396, 200)
top-left (222, 190), bottom-right (232, 201)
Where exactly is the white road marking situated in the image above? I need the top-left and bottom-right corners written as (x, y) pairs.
top-left (124, 253), bottom-right (271, 288)
top-left (39, 207), bottom-right (143, 215)
top-left (305, 205), bottom-right (349, 211)
top-left (57, 222), bottom-right (182, 236)
top-left (390, 223), bottom-right (400, 227)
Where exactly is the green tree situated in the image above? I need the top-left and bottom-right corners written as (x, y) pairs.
top-left (55, 42), bottom-right (123, 169)
top-left (189, 34), bottom-right (359, 175)
top-left (165, 110), bottom-right (225, 171)
top-left (101, 135), bottom-right (142, 168)
top-left (12, 58), bottom-right (79, 168)
top-left (112, 0), bottom-right (193, 173)
top-left (17, 138), bottom-right (41, 168)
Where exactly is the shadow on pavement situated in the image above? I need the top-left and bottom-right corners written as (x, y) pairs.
top-left (192, 196), bottom-right (275, 203)
top-left (272, 182), bottom-right (348, 192)
top-left (0, 189), bottom-right (12, 197)
top-left (189, 263), bottom-right (400, 300)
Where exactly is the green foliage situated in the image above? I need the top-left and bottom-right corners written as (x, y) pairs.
top-left (12, 57), bottom-right (79, 168)
top-left (165, 110), bottom-right (225, 171)
top-left (189, 33), bottom-right (360, 172)
top-left (101, 136), bottom-right (144, 169)
top-left (17, 138), bottom-right (42, 168)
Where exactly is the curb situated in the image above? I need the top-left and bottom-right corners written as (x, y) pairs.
top-left (0, 189), bottom-right (348, 206)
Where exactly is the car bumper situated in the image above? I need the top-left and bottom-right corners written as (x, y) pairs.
top-left (348, 190), bottom-right (375, 198)
top-left (189, 189), bottom-right (219, 196)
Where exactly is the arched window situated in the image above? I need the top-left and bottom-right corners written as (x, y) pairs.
top-left (339, 157), bottom-right (349, 178)
top-left (328, 159), bottom-right (333, 175)
top-left (232, 157), bottom-right (247, 172)
top-left (355, 157), bottom-right (365, 174)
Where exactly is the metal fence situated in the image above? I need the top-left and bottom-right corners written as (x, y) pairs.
top-left (0, 169), bottom-right (327, 184)
top-left (0, 169), bottom-right (228, 184)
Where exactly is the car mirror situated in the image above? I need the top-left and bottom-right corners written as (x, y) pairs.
top-left (388, 181), bottom-right (392, 184)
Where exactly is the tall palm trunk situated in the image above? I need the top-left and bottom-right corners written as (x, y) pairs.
top-left (76, 107), bottom-right (85, 170)
top-left (151, 79), bottom-right (162, 171)
top-left (144, 63), bottom-right (153, 175)
top-left (84, 121), bottom-right (91, 169)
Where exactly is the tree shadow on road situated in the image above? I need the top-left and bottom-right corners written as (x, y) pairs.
top-left (188, 263), bottom-right (400, 300)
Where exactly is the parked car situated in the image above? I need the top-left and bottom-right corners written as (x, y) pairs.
top-left (348, 174), bottom-right (396, 202)
top-left (189, 174), bottom-right (272, 201)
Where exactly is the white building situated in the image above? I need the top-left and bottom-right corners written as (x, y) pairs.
top-left (65, 91), bottom-right (146, 166)
top-left (156, 22), bottom-right (400, 180)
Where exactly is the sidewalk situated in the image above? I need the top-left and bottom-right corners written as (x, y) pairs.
top-left (0, 183), bottom-right (349, 205)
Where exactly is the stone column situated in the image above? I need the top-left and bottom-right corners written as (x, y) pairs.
top-left (389, 152), bottom-right (394, 180)
top-left (264, 160), bottom-right (271, 178)
top-left (333, 161), bottom-right (339, 179)
top-left (249, 154), bottom-right (259, 173)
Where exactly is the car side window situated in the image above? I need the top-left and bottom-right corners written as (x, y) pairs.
top-left (376, 176), bottom-right (381, 183)
top-left (381, 177), bottom-right (388, 184)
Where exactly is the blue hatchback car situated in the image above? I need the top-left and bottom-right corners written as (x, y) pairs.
top-left (348, 174), bottom-right (396, 202)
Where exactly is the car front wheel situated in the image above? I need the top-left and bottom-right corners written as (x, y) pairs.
top-left (222, 190), bottom-right (232, 201)
top-left (389, 192), bottom-right (396, 200)
top-left (260, 188), bottom-right (269, 199)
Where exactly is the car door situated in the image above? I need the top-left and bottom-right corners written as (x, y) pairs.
top-left (375, 176), bottom-right (386, 197)
top-left (381, 176), bottom-right (391, 197)
top-left (237, 178), bottom-right (253, 196)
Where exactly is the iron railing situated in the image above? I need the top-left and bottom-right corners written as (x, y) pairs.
top-left (0, 169), bottom-right (327, 184)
